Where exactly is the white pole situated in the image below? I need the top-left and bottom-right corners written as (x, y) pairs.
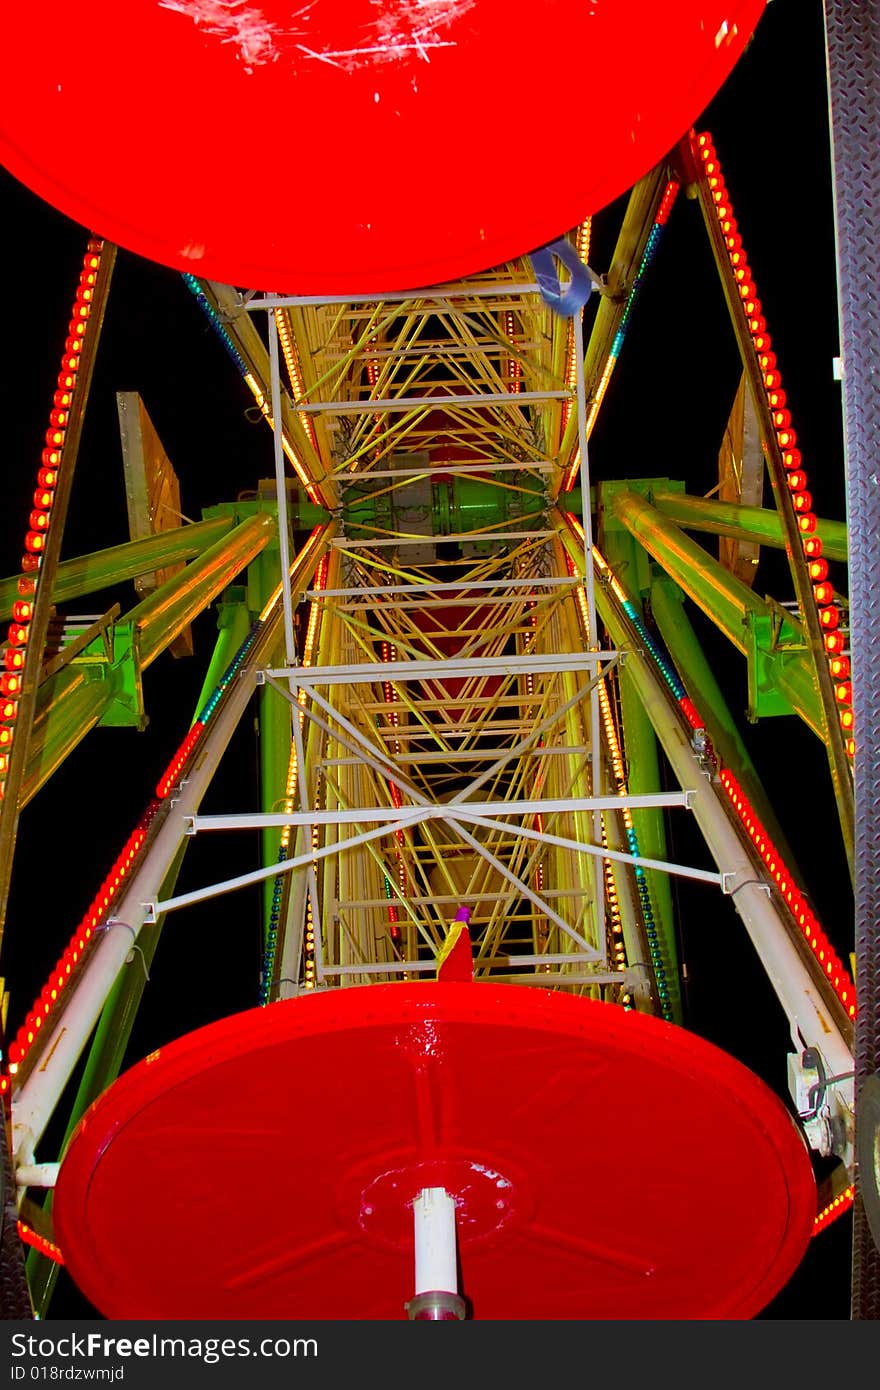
top-left (407, 1187), bottom-right (465, 1320)
top-left (413, 1187), bottom-right (458, 1295)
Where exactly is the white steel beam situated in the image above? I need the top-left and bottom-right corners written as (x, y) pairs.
top-left (435, 815), bottom-right (602, 959)
top-left (332, 531), bottom-right (558, 548)
top-left (146, 809), bottom-right (435, 921)
top-left (558, 521), bottom-right (855, 1083)
top-left (295, 389), bottom-right (570, 414)
top-left (186, 792), bottom-right (692, 833)
top-left (447, 811), bottom-right (727, 889)
top-left (245, 282), bottom-right (583, 309)
top-left (305, 577), bottom-right (582, 598)
top-left (317, 960), bottom-right (624, 978)
top-left (264, 651), bottom-right (619, 685)
top-left (319, 747), bottom-right (593, 764)
top-left (334, 461), bottom-right (555, 478)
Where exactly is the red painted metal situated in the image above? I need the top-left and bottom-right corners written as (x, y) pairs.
top-left (409, 596), bottom-right (500, 722)
top-left (54, 983), bottom-right (815, 1319)
top-left (1, 3), bottom-right (762, 292)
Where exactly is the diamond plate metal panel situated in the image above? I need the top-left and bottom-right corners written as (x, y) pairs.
top-left (824, 0), bottom-right (880, 1318)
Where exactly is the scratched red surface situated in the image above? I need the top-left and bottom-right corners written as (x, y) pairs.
top-left (1, 2), bottom-right (763, 290)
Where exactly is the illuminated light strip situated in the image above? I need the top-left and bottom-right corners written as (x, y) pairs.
top-left (503, 309), bottom-right (522, 394)
top-left (636, 599), bottom-right (855, 1014)
top-left (595, 694), bottom-right (629, 986)
top-left (568, 516), bottom-right (853, 1023)
top-left (155, 723), bottom-right (204, 799)
top-left (275, 310), bottom-right (318, 450)
top-left (620, 599), bottom-right (687, 703)
top-left (182, 274), bottom-right (248, 374)
top-left (562, 221), bottom-right (594, 431)
top-left (620, 557), bottom-right (853, 1013)
top-left (575, 219), bottom-right (593, 270)
top-left (2, 601), bottom-right (277, 1089)
top-left (183, 276), bottom-right (322, 506)
top-left (601, 678), bottom-right (671, 1019)
top-left (193, 622), bottom-right (263, 728)
top-left (0, 241), bottom-right (106, 802)
top-left (242, 372), bottom-right (322, 505)
top-left (261, 728), bottom-right (301, 1002)
top-left (523, 605), bottom-right (545, 901)
top-left (262, 554), bottom-right (329, 1000)
top-left (566, 551), bottom-right (673, 1020)
top-left (302, 555), bottom-right (328, 992)
top-left (719, 768), bottom-right (856, 1019)
top-left (695, 132), bottom-right (854, 764)
top-left (379, 639), bottom-right (404, 941)
top-left (812, 1183), bottom-right (855, 1236)
top-left (599, 819), bottom-right (629, 998)
top-left (17, 1219), bottom-right (64, 1265)
top-left (366, 342), bottom-right (379, 389)
top-left (562, 183), bottom-right (679, 491)
top-left (1, 815), bottom-right (156, 1091)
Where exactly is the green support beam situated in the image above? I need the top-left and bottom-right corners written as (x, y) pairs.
top-left (556, 509), bottom-right (681, 1021)
top-left (18, 515), bottom-right (275, 806)
top-left (617, 666), bottom-right (682, 1022)
top-left (192, 588), bottom-right (255, 715)
top-left (128, 512), bottom-right (275, 669)
top-left (608, 487), bottom-right (825, 738)
top-left (0, 516), bottom-right (235, 622)
top-left (649, 573), bottom-right (799, 868)
top-left (593, 512), bottom-right (681, 1021)
top-left (652, 490), bottom-right (848, 564)
top-left (21, 672), bottom-right (115, 808)
top-left (259, 634), bottom-right (293, 932)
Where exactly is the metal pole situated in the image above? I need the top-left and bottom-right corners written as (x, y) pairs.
top-left (268, 310), bottom-right (299, 671)
top-left (558, 523), bottom-right (854, 1082)
top-left (0, 517), bottom-right (235, 621)
top-left (407, 1187), bottom-right (465, 1321)
top-left (651, 490), bottom-right (848, 563)
top-left (573, 299), bottom-right (604, 926)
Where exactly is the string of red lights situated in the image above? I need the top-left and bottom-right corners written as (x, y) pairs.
top-left (695, 132), bottom-right (854, 760)
top-left (0, 241), bottom-right (106, 800)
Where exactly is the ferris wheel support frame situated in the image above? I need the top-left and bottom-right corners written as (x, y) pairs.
top-left (609, 487), bottom-right (826, 735)
top-left (648, 571), bottom-right (799, 865)
top-left (0, 515), bottom-right (238, 622)
top-left (650, 490), bottom-right (849, 563)
top-left (10, 523), bottom-right (334, 1172)
top-left (7, 139), bottom-right (857, 1303)
top-left (558, 517), bottom-right (854, 1141)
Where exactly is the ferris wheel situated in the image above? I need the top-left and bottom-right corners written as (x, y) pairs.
top-left (0, 1), bottom-right (878, 1322)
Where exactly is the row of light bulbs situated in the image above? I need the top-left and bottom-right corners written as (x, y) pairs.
top-left (0, 241), bottom-right (105, 798)
top-left (696, 132), bottom-right (854, 759)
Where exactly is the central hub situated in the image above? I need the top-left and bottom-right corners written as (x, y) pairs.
top-left (339, 1154), bottom-right (529, 1254)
